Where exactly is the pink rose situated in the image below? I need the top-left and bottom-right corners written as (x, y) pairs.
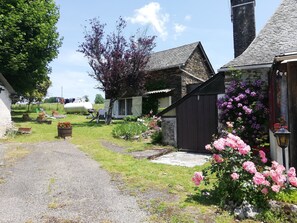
top-left (261, 187), bottom-right (269, 195)
top-left (271, 185), bottom-right (281, 193)
top-left (192, 172), bottom-right (204, 186)
top-left (205, 144), bottom-right (212, 151)
top-left (289, 177), bottom-right (297, 187)
top-left (225, 138), bottom-right (237, 149)
top-left (261, 157), bottom-right (268, 164)
top-left (287, 167), bottom-right (296, 178)
top-left (270, 170), bottom-right (286, 186)
top-left (259, 150), bottom-right (266, 159)
top-left (238, 145), bottom-right (251, 155)
top-left (236, 139), bottom-right (247, 150)
top-left (271, 161), bottom-right (285, 173)
top-left (213, 154), bottom-right (224, 163)
top-left (213, 138), bottom-right (226, 151)
top-left (231, 172), bottom-right (239, 181)
top-left (243, 161), bottom-right (257, 174)
top-left (253, 172), bottom-right (266, 185)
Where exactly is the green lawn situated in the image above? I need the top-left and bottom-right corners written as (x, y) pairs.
top-left (2, 104), bottom-right (296, 223)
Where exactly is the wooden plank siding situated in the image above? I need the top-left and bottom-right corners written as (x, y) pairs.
top-left (176, 95), bottom-right (217, 153)
top-left (288, 61), bottom-right (297, 169)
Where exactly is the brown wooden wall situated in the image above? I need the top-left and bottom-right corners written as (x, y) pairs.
top-left (288, 62), bottom-right (297, 169)
top-left (176, 95), bottom-right (217, 153)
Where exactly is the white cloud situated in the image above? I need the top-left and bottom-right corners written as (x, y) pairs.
top-left (184, 15), bottom-right (192, 21)
top-left (174, 23), bottom-right (186, 34)
top-left (128, 2), bottom-right (169, 40)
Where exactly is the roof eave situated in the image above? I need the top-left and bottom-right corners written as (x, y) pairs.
top-left (0, 73), bottom-right (16, 94)
top-left (146, 63), bottom-right (184, 72)
top-left (218, 63), bottom-right (272, 72)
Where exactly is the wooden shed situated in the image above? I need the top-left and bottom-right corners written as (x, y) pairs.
top-left (158, 73), bottom-right (225, 153)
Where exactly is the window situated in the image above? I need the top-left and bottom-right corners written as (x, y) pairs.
top-left (118, 98), bottom-right (133, 116)
top-left (118, 99), bottom-right (125, 115)
top-left (126, 99), bottom-right (132, 115)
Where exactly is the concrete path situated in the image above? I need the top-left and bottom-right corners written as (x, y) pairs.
top-left (101, 140), bottom-right (210, 168)
top-left (0, 141), bottom-right (148, 223)
top-left (151, 152), bottom-right (210, 168)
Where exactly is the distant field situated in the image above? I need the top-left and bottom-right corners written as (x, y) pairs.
top-left (12, 103), bottom-right (104, 114)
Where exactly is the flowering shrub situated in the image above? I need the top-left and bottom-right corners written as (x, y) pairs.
top-left (217, 76), bottom-right (269, 148)
top-left (57, 122), bottom-right (72, 128)
top-left (193, 132), bottom-right (297, 210)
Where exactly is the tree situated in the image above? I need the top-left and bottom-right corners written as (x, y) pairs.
top-left (94, 94), bottom-right (104, 104)
top-left (78, 17), bottom-right (156, 124)
top-left (0, 0), bottom-right (62, 99)
top-left (82, 95), bottom-right (89, 102)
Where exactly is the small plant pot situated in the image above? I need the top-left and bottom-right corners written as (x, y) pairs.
top-left (18, 127), bottom-right (32, 134)
top-left (57, 127), bottom-right (72, 138)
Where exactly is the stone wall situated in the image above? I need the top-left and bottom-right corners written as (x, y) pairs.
top-left (148, 47), bottom-right (214, 103)
top-left (181, 75), bottom-right (203, 98)
top-left (147, 68), bottom-right (182, 104)
top-left (161, 117), bottom-right (177, 147)
top-left (224, 68), bottom-right (270, 89)
top-left (184, 47), bottom-right (213, 79)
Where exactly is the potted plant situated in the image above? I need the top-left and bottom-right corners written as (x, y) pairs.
top-left (273, 117), bottom-right (288, 132)
top-left (57, 122), bottom-right (72, 138)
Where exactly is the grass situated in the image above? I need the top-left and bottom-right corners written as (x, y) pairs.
top-left (3, 104), bottom-right (297, 222)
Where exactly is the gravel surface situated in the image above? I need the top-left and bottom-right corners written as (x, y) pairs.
top-left (0, 141), bottom-right (149, 223)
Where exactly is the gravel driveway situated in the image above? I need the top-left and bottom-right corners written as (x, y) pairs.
top-left (0, 141), bottom-right (148, 223)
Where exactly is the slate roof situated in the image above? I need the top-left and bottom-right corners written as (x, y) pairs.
top-left (146, 42), bottom-right (204, 71)
top-left (221, 0), bottom-right (297, 70)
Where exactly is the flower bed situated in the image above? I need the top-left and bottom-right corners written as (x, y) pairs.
top-left (192, 132), bottom-right (297, 219)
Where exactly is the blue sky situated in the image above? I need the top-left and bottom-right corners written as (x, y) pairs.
top-left (48, 0), bottom-right (281, 102)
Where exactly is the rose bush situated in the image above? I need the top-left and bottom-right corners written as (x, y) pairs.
top-left (193, 132), bottom-right (297, 211)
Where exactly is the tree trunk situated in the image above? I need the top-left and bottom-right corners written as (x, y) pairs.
top-left (105, 98), bottom-right (115, 125)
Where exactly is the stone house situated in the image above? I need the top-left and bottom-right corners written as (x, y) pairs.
top-left (105, 41), bottom-right (215, 118)
top-left (219, 0), bottom-right (297, 168)
top-left (0, 73), bottom-right (16, 138)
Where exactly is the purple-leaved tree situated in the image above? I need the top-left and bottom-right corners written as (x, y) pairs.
top-left (78, 17), bottom-right (156, 124)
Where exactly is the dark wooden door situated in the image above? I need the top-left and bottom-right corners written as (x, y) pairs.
top-left (176, 95), bottom-right (217, 153)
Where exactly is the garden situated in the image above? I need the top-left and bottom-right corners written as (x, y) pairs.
top-left (192, 74), bottom-right (297, 222)
top-left (2, 88), bottom-right (297, 222)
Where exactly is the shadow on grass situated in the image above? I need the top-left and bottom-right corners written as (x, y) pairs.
top-left (185, 189), bottom-right (219, 207)
top-left (71, 122), bottom-right (105, 128)
top-left (71, 119), bottom-right (122, 128)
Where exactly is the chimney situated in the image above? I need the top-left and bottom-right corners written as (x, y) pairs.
top-left (230, 0), bottom-right (256, 58)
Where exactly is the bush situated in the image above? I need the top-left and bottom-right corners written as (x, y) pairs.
top-left (112, 122), bottom-right (147, 140)
top-left (217, 73), bottom-right (269, 148)
top-left (123, 115), bottom-right (138, 122)
top-left (151, 130), bottom-right (162, 144)
top-left (192, 131), bottom-right (297, 215)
